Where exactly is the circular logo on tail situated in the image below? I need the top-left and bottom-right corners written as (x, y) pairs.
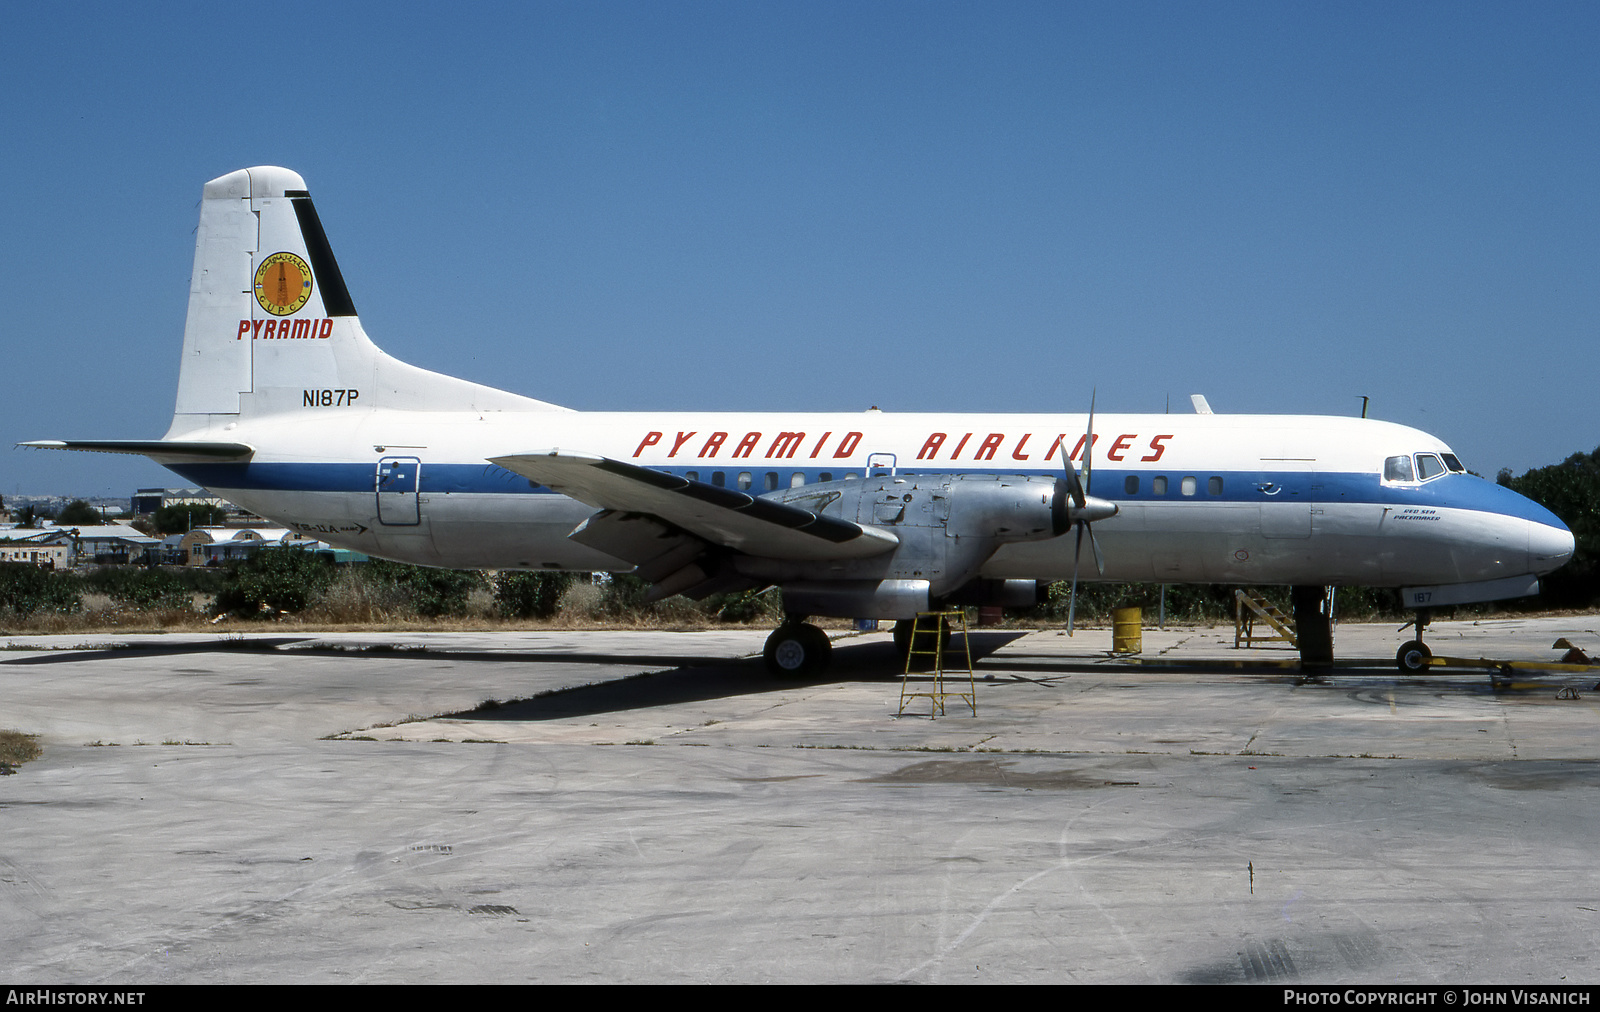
top-left (254, 252), bottom-right (314, 316)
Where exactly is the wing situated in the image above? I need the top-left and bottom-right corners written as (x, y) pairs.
top-left (492, 451), bottom-right (898, 603)
top-left (491, 451), bottom-right (898, 563)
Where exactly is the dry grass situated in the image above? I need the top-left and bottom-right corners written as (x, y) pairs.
top-left (10, 574), bottom-right (1584, 639)
top-left (0, 729), bottom-right (42, 770)
top-left (1, 579), bottom-right (797, 635)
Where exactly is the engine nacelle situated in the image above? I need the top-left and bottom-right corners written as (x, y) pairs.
top-left (780, 579), bottom-right (930, 620)
top-left (752, 473), bottom-right (1113, 619)
top-left (942, 578), bottom-right (1044, 609)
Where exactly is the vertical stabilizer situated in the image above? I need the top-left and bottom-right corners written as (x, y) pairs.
top-left (167, 166), bottom-right (562, 437)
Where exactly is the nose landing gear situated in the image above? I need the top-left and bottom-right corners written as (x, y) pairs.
top-left (1397, 610), bottom-right (1433, 674)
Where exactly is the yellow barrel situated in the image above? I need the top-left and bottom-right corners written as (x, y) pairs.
top-left (1111, 607), bottom-right (1142, 653)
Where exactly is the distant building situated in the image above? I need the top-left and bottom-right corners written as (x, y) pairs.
top-left (0, 529), bottom-right (72, 568)
top-left (56, 523), bottom-right (163, 565)
top-left (0, 523), bottom-right (158, 567)
top-left (174, 526), bottom-right (318, 566)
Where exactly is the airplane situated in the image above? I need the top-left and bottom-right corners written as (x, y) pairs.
top-left (23, 166), bottom-right (1575, 677)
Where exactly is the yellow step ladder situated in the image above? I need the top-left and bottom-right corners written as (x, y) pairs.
top-left (1234, 589), bottom-right (1298, 648)
top-left (899, 610), bottom-right (976, 717)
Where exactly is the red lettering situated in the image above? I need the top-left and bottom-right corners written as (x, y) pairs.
top-left (252, 320), bottom-right (264, 339)
top-left (732, 432), bottom-right (761, 458)
top-left (700, 432), bottom-right (728, 457)
top-left (264, 319), bottom-right (278, 338)
top-left (766, 432), bottom-right (806, 458)
top-left (974, 433), bottom-right (1005, 461)
top-left (1046, 434), bottom-right (1070, 460)
top-left (833, 431), bottom-right (862, 459)
top-left (1070, 434), bottom-right (1098, 461)
top-left (668, 432), bottom-right (696, 457)
top-left (1011, 433), bottom-right (1032, 460)
top-left (917, 433), bottom-right (947, 460)
top-left (1142, 434), bottom-right (1173, 462)
top-left (1106, 434), bottom-right (1135, 462)
top-left (633, 432), bottom-right (662, 457)
top-left (237, 320), bottom-right (251, 340)
top-left (809, 432), bottom-right (832, 458)
top-left (950, 433), bottom-right (973, 459)
top-left (318, 318), bottom-right (333, 339)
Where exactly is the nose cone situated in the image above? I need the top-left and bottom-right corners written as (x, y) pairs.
top-left (1529, 518), bottom-right (1575, 574)
top-left (1458, 478), bottom-right (1575, 580)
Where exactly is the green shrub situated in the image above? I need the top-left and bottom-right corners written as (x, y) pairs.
top-left (214, 548), bottom-right (337, 617)
top-left (0, 564), bottom-right (82, 616)
top-left (705, 587), bottom-right (779, 623)
top-left (494, 571), bottom-right (575, 619)
top-left (82, 567), bottom-right (193, 611)
top-left (597, 573), bottom-right (653, 616)
top-left (362, 559), bottom-right (483, 618)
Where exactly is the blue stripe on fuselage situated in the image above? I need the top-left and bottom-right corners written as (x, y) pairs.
top-left (165, 462), bottom-right (1565, 528)
top-left (168, 462), bottom-right (550, 495)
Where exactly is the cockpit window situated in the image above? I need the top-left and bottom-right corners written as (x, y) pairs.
top-left (1415, 453), bottom-right (1445, 480)
top-left (1384, 455), bottom-right (1414, 482)
top-left (1441, 453), bottom-right (1466, 474)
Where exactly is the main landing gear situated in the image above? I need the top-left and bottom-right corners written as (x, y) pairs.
top-left (1396, 610), bottom-right (1433, 674)
top-left (763, 619), bottom-right (832, 678)
top-left (761, 617), bottom-right (953, 677)
top-left (1291, 585), bottom-right (1336, 672)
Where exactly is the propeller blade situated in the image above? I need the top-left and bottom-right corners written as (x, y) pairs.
top-left (1060, 443), bottom-right (1086, 510)
top-left (1067, 524), bottom-right (1083, 635)
top-left (1082, 390), bottom-right (1096, 496)
top-left (1063, 390), bottom-right (1107, 636)
top-left (1087, 521), bottom-right (1105, 576)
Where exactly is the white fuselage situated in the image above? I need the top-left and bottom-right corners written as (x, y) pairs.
top-left (162, 406), bottom-right (1574, 592)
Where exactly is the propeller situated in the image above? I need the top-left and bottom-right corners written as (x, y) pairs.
top-left (1059, 393), bottom-right (1117, 635)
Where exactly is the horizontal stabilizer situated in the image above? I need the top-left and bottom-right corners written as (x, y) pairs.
top-left (19, 440), bottom-right (255, 463)
top-left (492, 451), bottom-right (898, 561)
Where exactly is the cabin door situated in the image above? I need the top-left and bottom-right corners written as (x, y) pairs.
top-left (376, 456), bottom-right (422, 526)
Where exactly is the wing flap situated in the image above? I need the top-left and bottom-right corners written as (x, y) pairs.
top-left (492, 451), bottom-right (898, 561)
top-left (569, 510), bottom-right (762, 602)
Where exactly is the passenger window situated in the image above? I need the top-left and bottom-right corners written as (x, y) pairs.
top-left (1416, 454), bottom-right (1445, 481)
top-left (764, 472), bottom-right (779, 491)
top-left (1152, 476), bottom-right (1168, 495)
top-left (1441, 453), bottom-right (1466, 474)
top-left (1208, 476), bottom-right (1223, 496)
top-left (685, 471), bottom-right (699, 482)
top-left (844, 472), bottom-right (858, 480)
top-left (1384, 455), bottom-right (1414, 482)
top-left (819, 472), bottom-right (833, 482)
top-left (1181, 476), bottom-right (1197, 496)
top-left (712, 471), bottom-right (726, 487)
top-left (790, 472), bottom-right (805, 487)
top-left (1124, 475), bottom-right (1139, 495)
top-left (737, 472), bottom-right (753, 490)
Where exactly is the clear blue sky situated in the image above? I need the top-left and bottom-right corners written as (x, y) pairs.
top-left (3, 1), bottom-right (1595, 499)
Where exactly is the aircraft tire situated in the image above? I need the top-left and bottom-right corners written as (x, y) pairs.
top-left (1396, 640), bottom-right (1432, 674)
top-left (764, 623), bottom-right (830, 678)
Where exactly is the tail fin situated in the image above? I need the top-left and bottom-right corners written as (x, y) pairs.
top-left (166, 166), bottom-right (563, 437)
